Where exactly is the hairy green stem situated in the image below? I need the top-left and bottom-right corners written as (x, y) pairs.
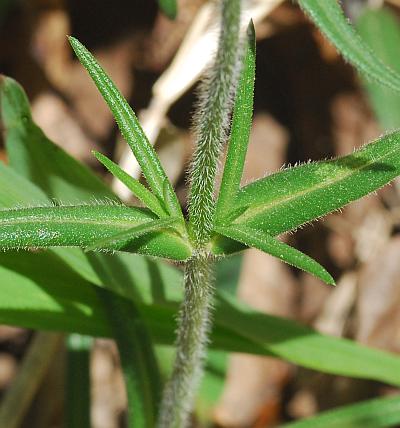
top-left (158, 254), bottom-right (213, 428)
top-left (158, 1), bottom-right (242, 426)
top-left (188, 0), bottom-right (242, 246)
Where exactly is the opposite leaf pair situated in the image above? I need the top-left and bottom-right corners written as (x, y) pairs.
top-left (72, 26), bottom-right (334, 285)
top-left (2, 4), bottom-right (400, 286)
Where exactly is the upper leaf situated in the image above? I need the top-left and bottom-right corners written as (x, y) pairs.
top-left (223, 130), bottom-right (400, 237)
top-left (0, 204), bottom-right (191, 260)
top-left (298, 0), bottom-right (400, 91)
top-left (68, 37), bottom-right (182, 219)
top-left (216, 21), bottom-right (256, 222)
top-left (93, 150), bottom-right (167, 218)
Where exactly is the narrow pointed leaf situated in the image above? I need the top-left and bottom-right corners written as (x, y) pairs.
top-left (298, 0), bottom-right (400, 91)
top-left (222, 130), bottom-right (400, 238)
top-left (68, 37), bottom-right (180, 216)
top-left (3, 252), bottom-right (400, 387)
top-left (216, 21), bottom-right (256, 221)
top-left (96, 288), bottom-right (161, 428)
top-left (281, 394), bottom-right (400, 428)
top-left (158, 0), bottom-right (177, 20)
top-left (357, 8), bottom-right (400, 131)
top-left (0, 205), bottom-right (191, 260)
top-left (215, 224), bottom-right (334, 285)
top-left (86, 216), bottom-right (180, 252)
top-left (0, 76), bottom-right (115, 201)
top-left (93, 150), bottom-right (167, 218)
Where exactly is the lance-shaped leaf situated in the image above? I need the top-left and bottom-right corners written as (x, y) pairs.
top-left (86, 216), bottom-right (181, 252)
top-left (68, 37), bottom-right (182, 218)
top-left (158, 0), bottom-right (177, 20)
top-left (281, 394), bottom-right (400, 428)
top-left (357, 8), bottom-right (400, 131)
top-left (96, 287), bottom-right (161, 428)
top-left (93, 150), bottom-right (167, 218)
top-left (0, 76), bottom-right (115, 202)
top-left (298, 0), bottom-right (400, 92)
top-left (3, 252), bottom-right (400, 387)
top-left (216, 21), bottom-right (256, 222)
top-left (215, 224), bottom-right (334, 285)
top-left (0, 205), bottom-right (191, 260)
top-left (220, 130), bottom-right (400, 238)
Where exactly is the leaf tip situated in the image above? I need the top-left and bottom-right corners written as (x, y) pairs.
top-left (247, 19), bottom-right (256, 44)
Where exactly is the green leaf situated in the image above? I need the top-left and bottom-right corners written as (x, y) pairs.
top-left (216, 20), bottom-right (256, 221)
top-left (66, 335), bottom-right (92, 428)
top-left (2, 257), bottom-right (400, 387)
top-left (86, 216), bottom-right (181, 252)
top-left (281, 394), bottom-right (400, 428)
top-left (0, 162), bottom-right (50, 208)
top-left (68, 37), bottom-right (182, 219)
top-left (0, 76), bottom-right (115, 202)
top-left (0, 204), bottom-right (191, 260)
top-left (0, 250), bottom-right (112, 337)
top-left (93, 150), bottom-right (167, 218)
top-left (96, 288), bottom-right (161, 428)
top-left (215, 224), bottom-right (334, 285)
top-left (357, 8), bottom-right (400, 130)
top-left (216, 130), bottom-right (400, 241)
top-left (158, 0), bottom-right (177, 20)
top-left (298, 0), bottom-right (400, 91)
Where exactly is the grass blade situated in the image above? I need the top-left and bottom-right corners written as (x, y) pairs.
top-left (357, 7), bottom-right (400, 130)
top-left (216, 21), bottom-right (256, 222)
top-left (65, 335), bottom-right (92, 428)
top-left (229, 130), bottom-right (400, 236)
top-left (0, 205), bottom-right (191, 260)
top-left (0, 76), bottom-right (115, 201)
top-left (2, 252), bottom-right (400, 387)
top-left (93, 150), bottom-right (167, 218)
top-left (298, 0), bottom-right (400, 91)
top-left (96, 288), bottom-right (161, 428)
top-left (215, 224), bottom-right (334, 285)
top-left (86, 216), bottom-right (181, 251)
top-left (68, 37), bottom-right (181, 216)
top-left (281, 394), bottom-right (400, 428)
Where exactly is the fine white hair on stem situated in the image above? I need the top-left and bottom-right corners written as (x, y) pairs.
top-left (188, 0), bottom-right (244, 246)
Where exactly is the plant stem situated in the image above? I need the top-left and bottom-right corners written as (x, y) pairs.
top-left (188, 0), bottom-right (242, 246)
top-left (158, 1), bottom-right (242, 426)
top-left (158, 253), bottom-right (213, 428)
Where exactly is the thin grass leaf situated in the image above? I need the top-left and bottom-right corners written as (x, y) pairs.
top-left (66, 335), bottom-right (91, 428)
top-left (298, 0), bottom-right (400, 91)
top-left (223, 130), bottom-right (400, 238)
top-left (158, 0), bottom-right (177, 20)
top-left (68, 37), bottom-right (181, 218)
top-left (0, 76), bottom-right (114, 201)
top-left (281, 394), bottom-right (400, 428)
top-left (96, 288), bottom-right (161, 428)
top-left (0, 205), bottom-right (191, 260)
top-left (86, 216), bottom-right (181, 252)
top-left (3, 252), bottom-right (400, 387)
top-left (93, 150), bottom-right (167, 218)
top-left (357, 8), bottom-right (400, 131)
top-left (216, 21), bottom-right (256, 222)
top-left (215, 224), bottom-right (334, 285)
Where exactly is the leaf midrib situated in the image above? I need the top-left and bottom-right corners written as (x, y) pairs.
top-left (235, 143), bottom-right (398, 224)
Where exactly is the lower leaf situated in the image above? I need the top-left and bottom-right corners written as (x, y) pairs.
top-left (214, 224), bottom-right (335, 285)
